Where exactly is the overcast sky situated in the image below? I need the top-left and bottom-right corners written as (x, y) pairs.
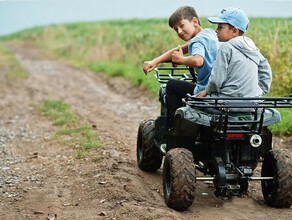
top-left (1, 0), bottom-right (291, 36)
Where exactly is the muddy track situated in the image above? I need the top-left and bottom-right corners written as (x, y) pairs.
top-left (0, 42), bottom-right (291, 220)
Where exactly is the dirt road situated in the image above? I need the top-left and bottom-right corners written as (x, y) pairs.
top-left (0, 42), bottom-right (291, 220)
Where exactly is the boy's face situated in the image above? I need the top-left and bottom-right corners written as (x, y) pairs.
top-left (215, 23), bottom-right (238, 42)
top-left (173, 18), bottom-right (198, 41)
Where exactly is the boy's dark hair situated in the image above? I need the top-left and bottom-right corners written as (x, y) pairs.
top-left (168, 6), bottom-right (201, 28)
top-left (227, 24), bottom-right (245, 36)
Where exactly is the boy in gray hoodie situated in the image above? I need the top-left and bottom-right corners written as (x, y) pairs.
top-left (196, 8), bottom-right (272, 98)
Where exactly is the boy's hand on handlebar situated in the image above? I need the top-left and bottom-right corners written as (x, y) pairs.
top-left (143, 61), bottom-right (156, 75)
top-left (171, 45), bottom-right (184, 64)
top-left (195, 90), bottom-right (207, 97)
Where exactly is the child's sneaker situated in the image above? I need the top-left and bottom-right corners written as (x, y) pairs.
top-left (160, 143), bottom-right (167, 154)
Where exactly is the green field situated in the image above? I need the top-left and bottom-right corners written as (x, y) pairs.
top-left (0, 17), bottom-right (291, 135)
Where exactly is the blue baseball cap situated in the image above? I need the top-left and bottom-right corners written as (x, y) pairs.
top-left (208, 8), bottom-right (249, 32)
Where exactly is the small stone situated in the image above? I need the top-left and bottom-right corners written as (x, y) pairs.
top-left (98, 212), bottom-right (106, 216)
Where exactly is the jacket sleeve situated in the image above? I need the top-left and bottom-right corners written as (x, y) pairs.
top-left (205, 47), bottom-right (229, 95)
top-left (258, 54), bottom-right (272, 95)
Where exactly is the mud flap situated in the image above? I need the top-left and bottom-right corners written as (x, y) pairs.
top-left (213, 157), bottom-right (226, 196)
top-left (155, 116), bottom-right (172, 146)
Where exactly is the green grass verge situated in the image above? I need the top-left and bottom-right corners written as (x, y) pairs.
top-left (0, 43), bottom-right (29, 79)
top-left (38, 99), bottom-right (103, 159)
top-left (269, 108), bottom-right (292, 136)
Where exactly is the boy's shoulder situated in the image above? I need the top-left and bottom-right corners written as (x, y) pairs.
top-left (220, 36), bottom-right (258, 53)
top-left (190, 28), bottom-right (217, 44)
top-left (218, 39), bottom-right (241, 55)
top-left (218, 41), bottom-right (232, 51)
top-left (192, 28), bottom-right (216, 40)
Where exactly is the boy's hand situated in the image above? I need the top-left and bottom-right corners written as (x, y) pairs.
top-left (171, 45), bottom-right (184, 64)
top-left (195, 90), bottom-right (207, 97)
top-left (143, 61), bottom-right (156, 75)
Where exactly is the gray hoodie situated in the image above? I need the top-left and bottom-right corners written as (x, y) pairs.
top-left (205, 36), bottom-right (272, 97)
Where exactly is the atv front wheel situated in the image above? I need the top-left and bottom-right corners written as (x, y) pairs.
top-left (261, 148), bottom-right (292, 208)
top-left (137, 120), bottom-right (162, 172)
top-left (163, 148), bottom-right (196, 210)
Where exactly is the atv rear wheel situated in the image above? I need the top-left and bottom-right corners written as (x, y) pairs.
top-left (261, 148), bottom-right (292, 208)
top-left (137, 120), bottom-right (162, 172)
top-left (163, 148), bottom-right (196, 210)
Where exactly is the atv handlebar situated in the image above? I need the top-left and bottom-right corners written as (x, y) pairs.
top-left (154, 62), bottom-right (197, 83)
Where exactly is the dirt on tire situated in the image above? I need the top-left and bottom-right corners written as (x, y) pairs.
top-left (261, 149), bottom-right (292, 208)
top-left (137, 119), bottom-right (163, 172)
top-left (0, 42), bottom-right (291, 220)
top-left (163, 148), bottom-right (196, 211)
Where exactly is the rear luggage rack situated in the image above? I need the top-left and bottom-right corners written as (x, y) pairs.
top-left (183, 94), bottom-right (292, 135)
top-left (184, 95), bottom-right (292, 109)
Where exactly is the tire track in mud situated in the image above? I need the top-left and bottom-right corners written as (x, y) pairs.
top-left (0, 42), bottom-right (291, 220)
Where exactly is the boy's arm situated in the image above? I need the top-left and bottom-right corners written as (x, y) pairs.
top-left (195, 90), bottom-right (207, 97)
top-left (258, 54), bottom-right (272, 95)
top-left (172, 46), bottom-right (204, 67)
top-left (143, 43), bottom-right (189, 75)
top-left (172, 41), bottom-right (206, 68)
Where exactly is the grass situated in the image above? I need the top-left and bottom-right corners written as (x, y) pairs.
top-left (1, 18), bottom-right (291, 135)
top-left (269, 108), bottom-right (292, 136)
top-left (0, 43), bottom-right (29, 79)
top-left (38, 99), bottom-right (103, 158)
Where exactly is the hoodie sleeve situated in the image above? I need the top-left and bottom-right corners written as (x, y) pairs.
top-left (258, 54), bottom-right (272, 95)
top-left (205, 46), bottom-right (230, 95)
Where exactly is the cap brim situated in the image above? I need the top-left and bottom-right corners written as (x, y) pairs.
top-left (208, 17), bottom-right (227, 24)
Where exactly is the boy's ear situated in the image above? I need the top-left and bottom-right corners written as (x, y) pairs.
top-left (192, 17), bottom-right (199, 25)
top-left (232, 27), bottom-right (240, 36)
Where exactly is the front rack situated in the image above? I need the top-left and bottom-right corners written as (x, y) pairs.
top-left (154, 64), bottom-right (196, 83)
top-left (183, 94), bottom-right (292, 135)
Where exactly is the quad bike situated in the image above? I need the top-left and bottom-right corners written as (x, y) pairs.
top-left (137, 63), bottom-right (292, 210)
